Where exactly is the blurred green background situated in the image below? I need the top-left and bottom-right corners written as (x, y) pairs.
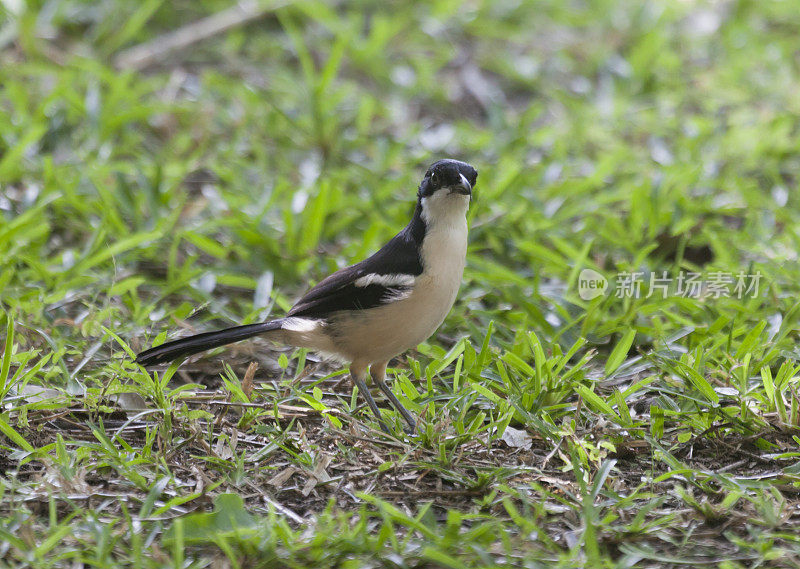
top-left (2, 0), bottom-right (799, 350)
top-left (3, 0), bottom-right (800, 566)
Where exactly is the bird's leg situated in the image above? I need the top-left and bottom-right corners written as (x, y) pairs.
top-left (350, 362), bottom-right (389, 433)
top-left (371, 361), bottom-right (416, 433)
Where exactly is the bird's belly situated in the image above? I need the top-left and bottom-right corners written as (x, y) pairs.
top-left (332, 269), bottom-right (463, 364)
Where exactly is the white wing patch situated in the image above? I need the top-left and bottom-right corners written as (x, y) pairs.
top-left (353, 273), bottom-right (416, 288)
top-left (382, 287), bottom-right (414, 303)
top-left (281, 317), bottom-right (324, 332)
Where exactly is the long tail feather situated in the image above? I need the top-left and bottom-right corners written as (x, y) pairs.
top-left (134, 320), bottom-right (284, 366)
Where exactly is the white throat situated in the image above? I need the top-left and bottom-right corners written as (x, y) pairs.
top-left (418, 191), bottom-right (469, 281)
top-left (420, 191), bottom-right (470, 229)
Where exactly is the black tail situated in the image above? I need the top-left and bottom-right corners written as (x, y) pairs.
top-left (134, 320), bottom-right (284, 366)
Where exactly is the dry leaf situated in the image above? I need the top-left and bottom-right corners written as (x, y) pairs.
top-left (268, 467), bottom-right (296, 488)
top-left (501, 426), bottom-right (533, 450)
top-left (242, 361), bottom-right (258, 399)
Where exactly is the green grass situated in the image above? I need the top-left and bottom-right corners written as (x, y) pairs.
top-left (3, 0), bottom-right (800, 566)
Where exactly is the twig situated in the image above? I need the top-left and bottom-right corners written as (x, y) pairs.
top-left (541, 437), bottom-right (563, 469)
top-left (114, 0), bottom-right (293, 71)
top-left (376, 489), bottom-right (486, 498)
top-left (244, 479), bottom-right (305, 524)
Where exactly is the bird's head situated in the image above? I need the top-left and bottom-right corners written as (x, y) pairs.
top-left (417, 159), bottom-right (478, 224)
top-left (418, 159), bottom-right (477, 199)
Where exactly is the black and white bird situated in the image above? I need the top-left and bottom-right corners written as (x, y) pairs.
top-left (135, 159), bottom-right (478, 433)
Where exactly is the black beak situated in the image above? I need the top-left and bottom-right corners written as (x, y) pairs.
top-left (449, 173), bottom-right (472, 196)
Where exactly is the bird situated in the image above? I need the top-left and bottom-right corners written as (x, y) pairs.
top-left (135, 159), bottom-right (478, 433)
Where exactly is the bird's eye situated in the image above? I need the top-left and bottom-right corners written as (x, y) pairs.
top-left (430, 172), bottom-right (438, 185)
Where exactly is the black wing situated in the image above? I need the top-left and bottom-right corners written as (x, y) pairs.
top-left (287, 216), bottom-right (424, 319)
